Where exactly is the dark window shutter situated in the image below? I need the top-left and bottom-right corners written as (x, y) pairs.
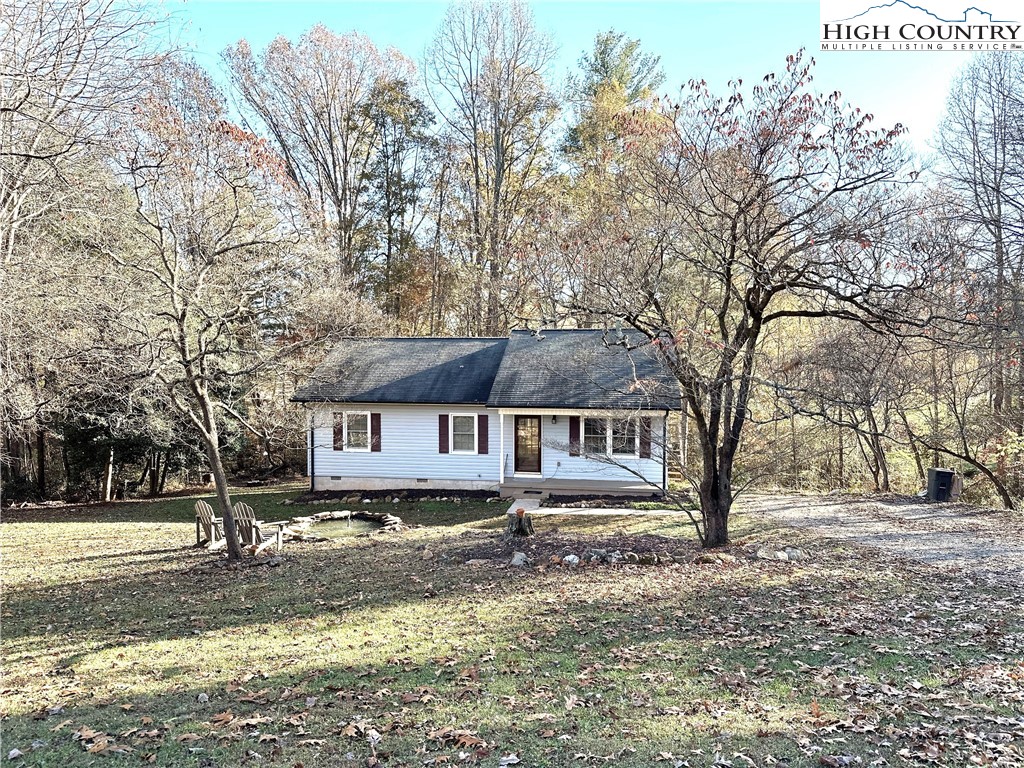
top-left (333, 413), bottom-right (344, 451)
top-left (438, 414), bottom-right (449, 453)
top-left (370, 413), bottom-right (381, 452)
top-left (639, 417), bottom-right (652, 459)
top-left (478, 414), bottom-right (489, 454)
top-left (568, 416), bottom-right (580, 457)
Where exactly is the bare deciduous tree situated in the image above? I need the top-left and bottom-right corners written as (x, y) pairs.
top-left (114, 58), bottom-right (376, 559)
top-left (426, 0), bottom-right (558, 334)
top-left (224, 27), bottom-right (415, 282)
top-left (551, 52), bottom-right (928, 547)
top-left (0, 0), bottom-right (156, 493)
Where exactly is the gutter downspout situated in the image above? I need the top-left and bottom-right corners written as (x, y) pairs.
top-left (308, 407), bottom-right (315, 493)
top-left (498, 412), bottom-right (505, 485)
top-left (662, 410), bottom-right (669, 496)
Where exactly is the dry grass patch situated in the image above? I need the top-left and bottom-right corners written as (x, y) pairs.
top-left (1, 489), bottom-right (1022, 766)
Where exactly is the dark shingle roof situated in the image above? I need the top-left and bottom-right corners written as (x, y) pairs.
top-left (292, 338), bottom-right (508, 404)
top-left (293, 330), bottom-right (681, 410)
top-left (486, 329), bottom-right (680, 410)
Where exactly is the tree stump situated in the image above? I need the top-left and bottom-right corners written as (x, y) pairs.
top-left (506, 507), bottom-right (535, 537)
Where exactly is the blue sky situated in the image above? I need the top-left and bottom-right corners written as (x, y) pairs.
top-left (162, 0), bottom-right (974, 155)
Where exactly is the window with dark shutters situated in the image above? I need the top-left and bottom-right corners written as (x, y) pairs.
top-left (478, 414), bottom-right (489, 454)
top-left (568, 416), bottom-right (580, 456)
top-left (333, 413), bottom-right (344, 451)
top-left (639, 417), bottom-right (652, 459)
top-left (438, 413), bottom-right (449, 453)
top-left (371, 413), bottom-right (381, 452)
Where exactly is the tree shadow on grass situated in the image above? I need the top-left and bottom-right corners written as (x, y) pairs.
top-left (7, 553), bottom-right (1019, 767)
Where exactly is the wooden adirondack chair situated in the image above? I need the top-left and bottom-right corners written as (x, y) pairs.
top-left (232, 502), bottom-right (287, 555)
top-left (195, 500), bottom-right (225, 549)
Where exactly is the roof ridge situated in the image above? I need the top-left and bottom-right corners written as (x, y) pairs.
top-left (339, 336), bottom-right (507, 341)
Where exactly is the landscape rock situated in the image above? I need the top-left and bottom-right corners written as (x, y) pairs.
top-left (696, 552), bottom-right (739, 565)
top-left (197, 693), bottom-right (209, 704)
top-left (422, 548), bottom-right (435, 560)
top-left (465, 559), bottom-right (492, 567)
top-left (624, 551), bottom-right (639, 564)
top-left (755, 546), bottom-right (807, 562)
top-left (638, 552), bottom-right (657, 565)
top-left (510, 551), bottom-right (530, 567)
top-left (562, 554), bottom-right (580, 567)
top-left (607, 550), bottom-right (623, 564)
top-left (657, 551), bottom-right (673, 564)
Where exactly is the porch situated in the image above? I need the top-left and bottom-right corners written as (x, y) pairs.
top-left (498, 476), bottom-right (665, 499)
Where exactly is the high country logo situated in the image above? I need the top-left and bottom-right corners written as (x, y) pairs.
top-left (820, 0), bottom-right (1021, 50)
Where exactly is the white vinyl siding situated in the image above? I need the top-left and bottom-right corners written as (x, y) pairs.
top-left (311, 405), bottom-right (665, 490)
top-left (501, 413), bottom-right (663, 486)
top-left (313, 405), bottom-right (497, 483)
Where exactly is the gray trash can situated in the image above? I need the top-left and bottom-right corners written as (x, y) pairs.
top-left (927, 467), bottom-right (955, 502)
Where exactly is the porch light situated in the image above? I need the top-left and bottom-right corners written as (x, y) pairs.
top-left (551, 415), bottom-right (557, 424)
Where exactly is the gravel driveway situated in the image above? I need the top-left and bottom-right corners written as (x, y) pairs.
top-left (748, 493), bottom-right (1024, 585)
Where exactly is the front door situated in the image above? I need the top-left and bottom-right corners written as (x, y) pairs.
top-left (514, 416), bottom-right (541, 474)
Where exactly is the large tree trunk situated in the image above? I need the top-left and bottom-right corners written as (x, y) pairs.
top-left (698, 450), bottom-right (731, 548)
top-left (148, 452), bottom-right (160, 496)
top-left (199, 432), bottom-right (244, 561)
top-left (699, 481), bottom-right (730, 548)
top-left (36, 428), bottom-right (46, 497)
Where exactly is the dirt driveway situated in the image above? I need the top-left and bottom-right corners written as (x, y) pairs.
top-left (746, 493), bottom-right (1024, 585)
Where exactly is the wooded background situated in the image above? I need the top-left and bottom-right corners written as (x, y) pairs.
top-left (3, 0), bottom-right (1023, 522)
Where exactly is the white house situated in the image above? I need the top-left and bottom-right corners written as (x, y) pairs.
top-left (293, 329), bottom-right (682, 497)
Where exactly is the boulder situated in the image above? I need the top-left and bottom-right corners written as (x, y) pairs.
top-left (784, 547), bottom-right (808, 562)
top-left (638, 552), bottom-right (657, 565)
top-left (624, 551), bottom-right (640, 564)
top-left (510, 551), bottom-right (530, 567)
top-left (562, 554), bottom-right (580, 567)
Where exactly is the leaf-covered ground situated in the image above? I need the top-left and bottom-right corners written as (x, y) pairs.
top-left (2, 488), bottom-right (1022, 767)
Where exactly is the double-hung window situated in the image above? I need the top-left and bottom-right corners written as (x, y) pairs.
top-left (581, 417), bottom-right (638, 456)
top-left (334, 412), bottom-right (370, 451)
top-left (451, 414), bottom-right (477, 454)
top-left (610, 418), bottom-right (638, 456)
top-left (583, 418), bottom-right (607, 454)
top-left (346, 412), bottom-right (370, 450)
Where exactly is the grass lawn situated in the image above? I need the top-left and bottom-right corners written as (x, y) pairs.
top-left (2, 486), bottom-right (1022, 767)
